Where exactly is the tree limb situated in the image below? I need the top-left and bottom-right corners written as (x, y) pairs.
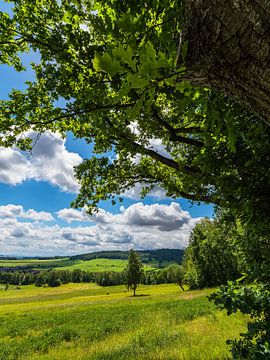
top-left (151, 106), bottom-right (204, 147)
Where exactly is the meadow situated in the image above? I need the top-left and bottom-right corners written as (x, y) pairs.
top-left (55, 258), bottom-right (129, 272)
top-left (0, 258), bottom-right (155, 272)
top-left (0, 258), bottom-right (70, 268)
top-left (0, 283), bottom-right (248, 359)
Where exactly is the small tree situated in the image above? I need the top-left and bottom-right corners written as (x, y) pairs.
top-left (35, 273), bottom-right (46, 287)
top-left (124, 250), bottom-right (144, 296)
top-left (47, 271), bottom-right (62, 287)
top-left (166, 264), bottom-right (186, 291)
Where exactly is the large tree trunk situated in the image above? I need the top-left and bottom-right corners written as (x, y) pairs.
top-left (183, 0), bottom-right (270, 124)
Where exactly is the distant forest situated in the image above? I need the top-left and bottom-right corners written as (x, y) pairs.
top-left (70, 249), bottom-right (184, 265)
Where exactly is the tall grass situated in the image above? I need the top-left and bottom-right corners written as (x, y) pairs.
top-left (0, 284), bottom-right (247, 359)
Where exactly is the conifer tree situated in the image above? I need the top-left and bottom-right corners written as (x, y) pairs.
top-left (124, 250), bottom-right (143, 296)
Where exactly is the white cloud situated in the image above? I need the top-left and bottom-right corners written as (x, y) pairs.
top-left (56, 208), bottom-right (90, 223)
top-left (0, 131), bottom-right (82, 193)
top-left (123, 183), bottom-right (167, 200)
top-left (0, 148), bottom-right (30, 185)
top-left (123, 202), bottom-right (191, 231)
top-left (0, 202), bottom-right (202, 256)
top-left (0, 128), bottom-right (172, 200)
top-left (23, 209), bottom-right (54, 222)
top-left (0, 204), bottom-right (23, 218)
top-left (0, 204), bottom-right (54, 221)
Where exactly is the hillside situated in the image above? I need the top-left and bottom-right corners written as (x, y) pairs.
top-left (0, 249), bottom-right (184, 272)
top-left (70, 249), bottom-right (184, 267)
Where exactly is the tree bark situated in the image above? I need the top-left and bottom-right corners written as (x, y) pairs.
top-left (182, 0), bottom-right (270, 124)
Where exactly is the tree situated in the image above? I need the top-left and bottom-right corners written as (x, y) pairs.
top-left (71, 269), bottom-right (83, 283)
top-left (47, 271), bottom-right (62, 287)
top-left (124, 250), bottom-right (144, 296)
top-left (34, 273), bottom-right (46, 287)
top-left (164, 264), bottom-right (186, 291)
top-left (183, 1), bottom-right (270, 124)
top-left (183, 216), bottom-right (241, 289)
top-left (0, 1), bottom-right (269, 227)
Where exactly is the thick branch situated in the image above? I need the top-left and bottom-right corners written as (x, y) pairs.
top-left (177, 191), bottom-right (218, 204)
top-left (151, 106), bottom-right (204, 147)
top-left (114, 174), bottom-right (218, 204)
top-left (104, 116), bottom-right (201, 176)
top-left (137, 143), bottom-right (199, 176)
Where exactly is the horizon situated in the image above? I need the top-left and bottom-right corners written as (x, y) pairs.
top-left (0, 247), bottom-right (185, 259)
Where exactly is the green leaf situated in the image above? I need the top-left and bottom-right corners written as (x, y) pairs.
top-left (112, 45), bottom-right (136, 71)
top-left (93, 52), bottom-right (123, 77)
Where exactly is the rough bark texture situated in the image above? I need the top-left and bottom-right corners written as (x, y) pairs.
top-left (183, 0), bottom-right (270, 124)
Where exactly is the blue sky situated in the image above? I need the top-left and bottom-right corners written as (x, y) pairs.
top-left (0, 3), bottom-right (213, 257)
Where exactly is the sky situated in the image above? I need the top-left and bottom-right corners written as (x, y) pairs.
top-left (0, 3), bottom-right (214, 257)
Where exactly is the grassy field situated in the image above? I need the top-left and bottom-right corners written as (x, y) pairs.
top-left (0, 283), bottom-right (247, 359)
top-left (55, 258), bottom-right (129, 272)
top-left (0, 258), bottom-right (155, 272)
top-left (55, 258), bottom-right (156, 272)
top-left (0, 258), bottom-right (70, 268)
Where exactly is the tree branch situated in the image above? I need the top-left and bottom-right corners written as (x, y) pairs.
top-left (151, 106), bottom-right (204, 147)
top-left (26, 102), bottom-right (135, 126)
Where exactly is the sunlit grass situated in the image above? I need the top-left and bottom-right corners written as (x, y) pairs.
top-left (0, 258), bottom-right (69, 268)
top-left (0, 283), bottom-right (248, 359)
top-left (55, 258), bottom-right (129, 272)
top-left (0, 258), bottom-right (155, 272)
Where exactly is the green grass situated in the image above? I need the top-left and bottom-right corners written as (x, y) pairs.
top-left (147, 259), bottom-right (178, 268)
top-left (55, 258), bottom-right (129, 272)
top-left (0, 258), bottom-right (155, 272)
top-left (0, 283), bottom-right (248, 359)
top-left (0, 258), bottom-right (70, 268)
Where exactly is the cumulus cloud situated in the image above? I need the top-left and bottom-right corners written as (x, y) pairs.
top-left (0, 148), bottom-right (30, 185)
top-left (56, 208), bottom-right (90, 223)
top-left (0, 131), bottom-right (82, 192)
top-left (0, 128), bottom-right (171, 200)
top-left (0, 204), bottom-right (54, 221)
top-left (123, 202), bottom-right (191, 231)
top-left (0, 202), bottom-right (202, 256)
top-left (123, 183), bottom-right (167, 200)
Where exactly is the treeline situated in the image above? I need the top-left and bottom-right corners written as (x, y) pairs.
top-left (70, 249), bottom-right (184, 266)
top-left (0, 265), bottom-right (185, 288)
top-left (94, 265), bottom-right (184, 287)
top-left (0, 269), bottom-right (95, 288)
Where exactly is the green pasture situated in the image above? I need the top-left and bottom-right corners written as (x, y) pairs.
top-left (0, 258), bottom-right (156, 272)
top-left (0, 283), bottom-right (248, 359)
top-left (0, 258), bottom-right (70, 268)
top-left (147, 259), bottom-right (177, 268)
top-left (55, 258), bottom-right (155, 272)
top-left (55, 258), bottom-right (129, 272)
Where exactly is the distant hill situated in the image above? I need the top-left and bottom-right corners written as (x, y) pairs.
top-left (0, 249), bottom-right (184, 271)
top-left (70, 249), bottom-right (184, 267)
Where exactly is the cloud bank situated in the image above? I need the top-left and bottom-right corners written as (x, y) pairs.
top-left (0, 202), bottom-right (201, 256)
